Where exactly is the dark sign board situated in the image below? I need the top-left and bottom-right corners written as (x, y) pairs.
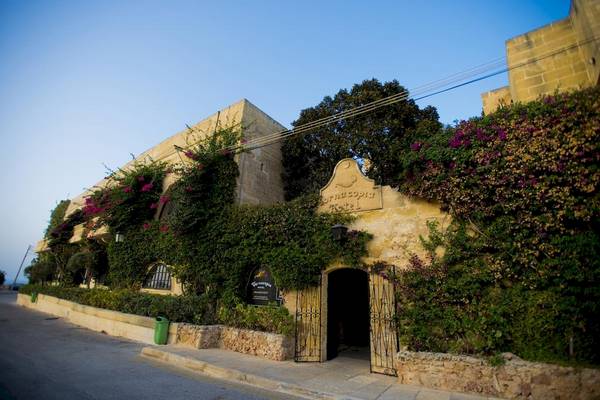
top-left (248, 267), bottom-right (281, 306)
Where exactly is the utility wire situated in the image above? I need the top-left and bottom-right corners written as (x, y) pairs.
top-left (229, 35), bottom-right (599, 153)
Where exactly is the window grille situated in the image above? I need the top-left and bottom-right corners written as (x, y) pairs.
top-left (143, 263), bottom-right (172, 290)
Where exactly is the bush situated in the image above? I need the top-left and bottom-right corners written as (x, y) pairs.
top-left (18, 284), bottom-right (293, 335)
top-left (19, 284), bottom-right (215, 324)
top-left (218, 303), bottom-right (294, 336)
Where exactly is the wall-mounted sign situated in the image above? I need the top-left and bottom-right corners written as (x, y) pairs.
top-left (319, 159), bottom-right (383, 213)
top-left (248, 267), bottom-right (281, 306)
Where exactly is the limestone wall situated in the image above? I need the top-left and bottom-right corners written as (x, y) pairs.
top-left (347, 187), bottom-right (449, 268)
top-left (17, 293), bottom-right (293, 361)
top-left (397, 350), bottom-right (600, 399)
top-left (17, 293), bottom-right (178, 345)
top-left (482, 86), bottom-right (512, 115)
top-left (482, 0), bottom-right (599, 113)
top-left (506, 17), bottom-right (590, 103)
top-left (174, 323), bottom-right (294, 361)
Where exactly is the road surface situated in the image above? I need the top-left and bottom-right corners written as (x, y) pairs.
top-left (0, 292), bottom-right (299, 400)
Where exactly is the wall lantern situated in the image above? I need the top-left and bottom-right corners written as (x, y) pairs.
top-left (115, 233), bottom-right (125, 243)
top-left (331, 224), bottom-right (348, 242)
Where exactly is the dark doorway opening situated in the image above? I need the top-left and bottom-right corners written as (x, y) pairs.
top-left (327, 268), bottom-right (370, 360)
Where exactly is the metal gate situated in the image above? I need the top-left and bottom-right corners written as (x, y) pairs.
top-left (294, 282), bottom-right (322, 362)
top-left (369, 268), bottom-right (398, 376)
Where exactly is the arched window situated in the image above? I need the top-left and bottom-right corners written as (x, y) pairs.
top-left (143, 263), bottom-right (172, 290)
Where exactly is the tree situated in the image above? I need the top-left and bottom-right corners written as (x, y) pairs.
top-left (0, 270), bottom-right (5, 286)
top-left (281, 79), bottom-right (441, 200)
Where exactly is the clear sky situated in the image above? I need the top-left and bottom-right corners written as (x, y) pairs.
top-left (0, 0), bottom-right (569, 284)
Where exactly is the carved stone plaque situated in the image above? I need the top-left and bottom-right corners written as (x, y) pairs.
top-left (319, 159), bottom-right (383, 213)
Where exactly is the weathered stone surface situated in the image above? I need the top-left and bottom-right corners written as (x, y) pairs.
top-left (221, 326), bottom-right (294, 361)
top-left (175, 323), bottom-right (294, 361)
top-left (396, 350), bottom-right (600, 399)
top-left (176, 323), bottom-right (222, 349)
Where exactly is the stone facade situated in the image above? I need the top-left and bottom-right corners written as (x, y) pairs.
top-left (482, 0), bottom-right (600, 114)
top-left (35, 99), bottom-right (285, 252)
top-left (397, 350), bottom-right (600, 399)
top-left (175, 323), bottom-right (294, 361)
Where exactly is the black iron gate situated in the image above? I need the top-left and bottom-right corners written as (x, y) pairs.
top-left (294, 282), bottom-right (322, 362)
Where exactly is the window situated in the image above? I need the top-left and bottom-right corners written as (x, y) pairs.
top-left (143, 263), bottom-right (172, 290)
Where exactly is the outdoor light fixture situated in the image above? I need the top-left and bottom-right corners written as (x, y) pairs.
top-left (331, 224), bottom-right (348, 242)
top-left (115, 233), bottom-right (125, 243)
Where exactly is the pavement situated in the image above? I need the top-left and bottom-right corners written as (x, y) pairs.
top-left (141, 344), bottom-right (497, 400)
top-left (0, 291), bottom-right (299, 400)
top-left (2, 290), bottom-right (497, 400)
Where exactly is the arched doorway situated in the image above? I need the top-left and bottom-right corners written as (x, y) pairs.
top-left (326, 268), bottom-right (369, 360)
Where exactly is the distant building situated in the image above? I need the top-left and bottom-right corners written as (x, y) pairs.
top-left (482, 0), bottom-right (599, 114)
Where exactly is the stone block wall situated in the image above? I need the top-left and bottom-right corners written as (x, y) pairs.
top-left (481, 86), bottom-right (512, 115)
top-left (175, 323), bottom-right (294, 361)
top-left (506, 17), bottom-right (590, 103)
top-left (397, 350), bottom-right (600, 399)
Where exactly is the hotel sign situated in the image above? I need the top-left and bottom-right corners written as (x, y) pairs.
top-left (319, 159), bottom-right (383, 213)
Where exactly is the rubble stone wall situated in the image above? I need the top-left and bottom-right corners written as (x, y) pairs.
top-left (175, 323), bottom-right (294, 361)
top-left (397, 350), bottom-right (600, 399)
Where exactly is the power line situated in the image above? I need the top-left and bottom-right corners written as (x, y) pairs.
top-left (229, 35), bottom-right (599, 153)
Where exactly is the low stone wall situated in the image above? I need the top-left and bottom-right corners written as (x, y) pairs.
top-left (397, 350), bottom-right (600, 399)
top-left (17, 293), bottom-right (178, 345)
top-left (175, 323), bottom-right (293, 361)
top-left (17, 293), bottom-right (293, 361)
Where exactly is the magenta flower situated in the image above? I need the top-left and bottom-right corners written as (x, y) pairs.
top-left (137, 176), bottom-right (145, 182)
top-left (159, 195), bottom-right (170, 204)
top-left (184, 150), bottom-right (197, 160)
top-left (185, 186), bottom-right (193, 193)
top-left (141, 183), bottom-right (153, 192)
top-left (159, 224), bottom-right (169, 233)
top-left (150, 203), bottom-right (158, 209)
top-left (123, 186), bottom-right (132, 193)
top-left (143, 222), bottom-right (151, 230)
top-left (410, 141), bottom-right (423, 152)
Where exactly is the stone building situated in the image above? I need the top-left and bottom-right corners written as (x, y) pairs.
top-left (482, 0), bottom-right (600, 114)
top-left (35, 99), bottom-right (287, 293)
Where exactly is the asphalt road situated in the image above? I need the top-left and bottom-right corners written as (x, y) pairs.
top-left (0, 292), bottom-right (299, 400)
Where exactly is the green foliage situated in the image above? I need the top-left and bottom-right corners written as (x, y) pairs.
top-left (24, 256), bottom-right (56, 284)
top-left (218, 303), bottom-right (294, 336)
top-left (282, 78), bottom-right (440, 200)
top-left (395, 88), bottom-right (600, 366)
top-left (19, 284), bottom-right (293, 334)
top-left (20, 284), bottom-right (215, 324)
top-left (44, 200), bottom-right (70, 238)
top-left (83, 161), bottom-right (167, 234)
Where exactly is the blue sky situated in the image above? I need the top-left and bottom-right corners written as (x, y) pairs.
top-left (0, 0), bottom-right (569, 283)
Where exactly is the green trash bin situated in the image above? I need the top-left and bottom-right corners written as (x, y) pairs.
top-left (31, 292), bottom-right (38, 303)
top-left (154, 316), bottom-right (170, 345)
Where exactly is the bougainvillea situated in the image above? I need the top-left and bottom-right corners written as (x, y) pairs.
top-left (395, 87), bottom-right (600, 365)
top-left (83, 161), bottom-right (167, 234)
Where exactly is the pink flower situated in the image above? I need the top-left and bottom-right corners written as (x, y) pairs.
top-left (123, 186), bottom-right (132, 193)
top-left (141, 183), bottom-right (153, 192)
top-left (184, 150), bottom-right (197, 160)
top-left (137, 176), bottom-right (145, 182)
top-left (159, 195), bottom-right (170, 204)
top-left (143, 222), bottom-right (151, 230)
top-left (150, 203), bottom-right (158, 209)
top-left (498, 129), bottom-right (507, 141)
top-left (159, 224), bottom-right (169, 233)
top-left (185, 186), bottom-right (193, 193)
top-left (410, 142), bottom-right (423, 152)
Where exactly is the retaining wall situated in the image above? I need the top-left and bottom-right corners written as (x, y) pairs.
top-left (17, 293), bottom-right (293, 361)
top-left (396, 350), bottom-right (600, 399)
